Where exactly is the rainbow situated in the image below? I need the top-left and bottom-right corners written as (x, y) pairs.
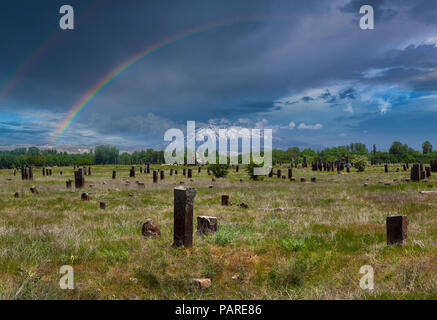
top-left (0, 1), bottom-right (106, 102)
top-left (53, 15), bottom-right (292, 143)
top-left (0, 32), bottom-right (62, 101)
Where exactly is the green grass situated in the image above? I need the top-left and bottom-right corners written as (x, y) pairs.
top-left (0, 164), bottom-right (436, 300)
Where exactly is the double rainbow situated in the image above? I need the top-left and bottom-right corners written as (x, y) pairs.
top-left (52, 15), bottom-right (291, 143)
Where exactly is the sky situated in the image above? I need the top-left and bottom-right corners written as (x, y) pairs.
top-left (1, 0), bottom-right (437, 152)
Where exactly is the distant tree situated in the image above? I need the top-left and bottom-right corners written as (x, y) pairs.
top-left (422, 141), bottom-right (433, 154)
top-left (95, 145), bottom-right (119, 164)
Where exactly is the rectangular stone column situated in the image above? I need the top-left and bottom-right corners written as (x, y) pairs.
top-left (153, 170), bottom-right (158, 183)
top-left (130, 166), bottom-right (135, 177)
top-left (188, 169), bottom-right (192, 178)
top-left (411, 164), bottom-right (420, 181)
top-left (112, 170), bottom-right (116, 179)
top-left (386, 216), bottom-right (408, 245)
top-left (160, 170), bottom-right (165, 180)
top-left (74, 168), bottom-right (85, 189)
top-left (173, 186), bottom-right (196, 247)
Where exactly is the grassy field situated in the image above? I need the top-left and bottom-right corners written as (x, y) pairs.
top-left (0, 164), bottom-right (436, 300)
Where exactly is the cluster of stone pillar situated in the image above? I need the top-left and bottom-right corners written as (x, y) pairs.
top-left (21, 165), bottom-right (33, 180)
top-left (311, 160), bottom-right (344, 172)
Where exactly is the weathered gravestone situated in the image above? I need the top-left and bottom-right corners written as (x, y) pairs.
top-left (153, 171), bottom-right (158, 183)
top-left (221, 194), bottom-right (230, 206)
top-left (129, 166), bottom-right (135, 178)
top-left (386, 215), bottom-right (408, 245)
top-left (197, 216), bottom-right (218, 234)
top-left (173, 186), bottom-right (196, 247)
top-left (142, 219), bottom-right (161, 237)
top-left (74, 168), bottom-right (85, 189)
top-left (410, 164), bottom-right (421, 182)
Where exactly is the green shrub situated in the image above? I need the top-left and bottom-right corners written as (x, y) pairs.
top-left (246, 161), bottom-right (265, 181)
top-left (352, 155), bottom-right (367, 172)
top-left (208, 164), bottom-right (229, 178)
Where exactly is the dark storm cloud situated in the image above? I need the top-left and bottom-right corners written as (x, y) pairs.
top-left (1, 0), bottom-right (437, 148)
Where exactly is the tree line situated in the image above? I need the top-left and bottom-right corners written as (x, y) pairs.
top-left (0, 141), bottom-right (435, 169)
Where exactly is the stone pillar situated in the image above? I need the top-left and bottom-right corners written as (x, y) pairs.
top-left (28, 166), bottom-right (33, 180)
top-left (160, 170), bottom-right (165, 180)
top-left (277, 169), bottom-right (281, 178)
top-left (112, 170), bottom-right (116, 179)
top-left (386, 216), bottom-right (408, 245)
top-left (146, 163), bottom-right (150, 174)
top-left (288, 168), bottom-right (292, 179)
top-left (198, 167), bottom-right (201, 173)
top-left (88, 167), bottom-right (92, 176)
top-left (130, 166), bottom-right (135, 178)
top-left (170, 168), bottom-right (173, 176)
top-left (431, 160), bottom-right (437, 172)
top-left (42, 167), bottom-right (46, 176)
top-left (66, 180), bottom-right (72, 189)
top-left (153, 170), bottom-right (158, 183)
top-left (221, 194), bottom-right (230, 206)
top-left (74, 168), bottom-right (85, 189)
top-left (384, 164), bottom-right (388, 173)
top-left (425, 166), bottom-right (431, 178)
top-left (188, 169), bottom-right (192, 178)
top-left (183, 168), bottom-right (186, 176)
top-left (411, 164), bottom-right (420, 181)
top-left (100, 202), bottom-right (106, 210)
top-left (236, 165), bottom-right (239, 172)
top-left (173, 186), bottom-right (196, 248)
top-left (46, 168), bottom-right (49, 176)
top-left (197, 216), bottom-right (218, 234)
top-left (83, 166), bottom-right (87, 176)
top-left (140, 166), bottom-right (143, 174)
